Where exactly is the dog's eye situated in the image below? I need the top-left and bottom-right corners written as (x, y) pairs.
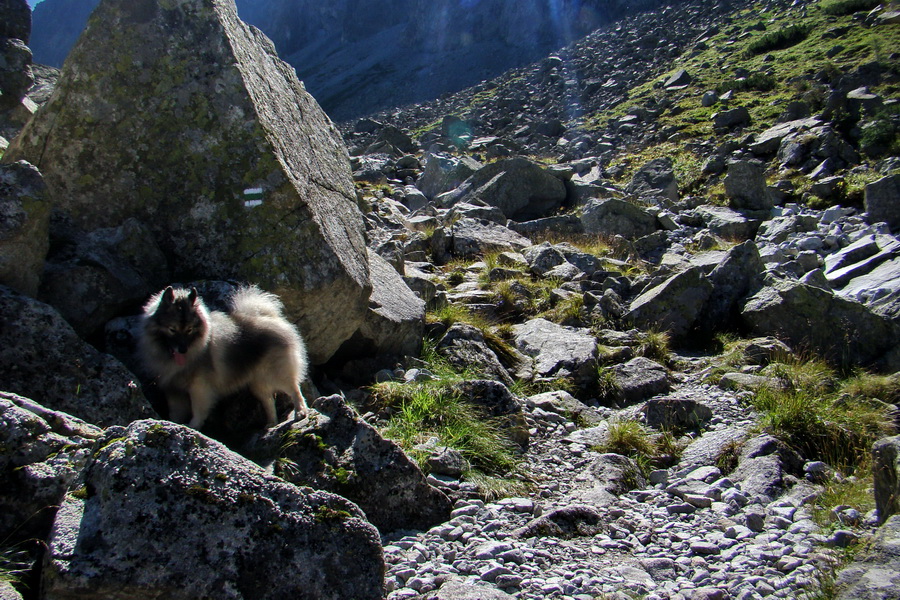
top-left (168, 327), bottom-right (177, 334)
top-left (185, 327), bottom-right (194, 334)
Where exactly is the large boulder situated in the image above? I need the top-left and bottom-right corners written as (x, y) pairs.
top-left (439, 157), bottom-right (567, 221)
top-left (741, 277), bottom-right (900, 369)
top-left (625, 157), bottom-right (678, 203)
top-left (609, 357), bottom-right (670, 405)
top-left (333, 249), bottom-right (425, 360)
top-left (701, 241), bottom-right (765, 334)
top-left (512, 318), bottom-right (598, 395)
top-left (41, 419), bottom-right (384, 600)
top-left (0, 160), bottom-right (49, 296)
top-left (257, 395), bottom-right (451, 533)
top-left (2, 0), bottom-right (371, 364)
top-left (581, 198), bottom-right (658, 239)
top-left (0, 0), bottom-right (31, 43)
top-left (437, 323), bottom-right (515, 386)
top-left (0, 285), bottom-right (155, 426)
top-left (724, 160), bottom-right (773, 211)
top-left (449, 218), bottom-right (531, 258)
top-left (418, 152), bottom-right (482, 200)
top-left (626, 266), bottom-right (713, 340)
top-left (865, 174), bottom-right (900, 231)
top-left (0, 393), bottom-right (101, 550)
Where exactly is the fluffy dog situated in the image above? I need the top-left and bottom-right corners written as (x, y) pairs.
top-left (139, 285), bottom-right (308, 429)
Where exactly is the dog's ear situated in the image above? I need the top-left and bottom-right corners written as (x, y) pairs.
top-left (188, 287), bottom-right (199, 304)
top-left (162, 286), bottom-right (175, 305)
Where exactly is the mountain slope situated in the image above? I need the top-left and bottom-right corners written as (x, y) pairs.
top-left (29, 0), bottom-right (683, 120)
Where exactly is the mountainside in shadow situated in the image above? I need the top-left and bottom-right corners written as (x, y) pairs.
top-left (30, 0), bottom-right (681, 120)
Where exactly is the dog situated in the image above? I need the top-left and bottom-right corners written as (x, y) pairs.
top-left (139, 285), bottom-right (309, 429)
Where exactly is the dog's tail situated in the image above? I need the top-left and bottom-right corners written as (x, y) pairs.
top-left (229, 285), bottom-right (286, 319)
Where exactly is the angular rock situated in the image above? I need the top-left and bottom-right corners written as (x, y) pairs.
top-left (43, 419), bottom-right (384, 599)
top-left (427, 579), bottom-right (516, 600)
top-left (0, 160), bottom-right (49, 296)
top-left (259, 395), bottom-right (451, 533)
top-left (441, 157), bottom-right (567, 221)
top-left (873, 435), bottom-right (900, 524)
top-left (713, 106), bottom-right (750, 130)
top-left (336, 249), bottom-right (424, 359)
top-left (749, 117), bottom-right (822, 156)
top-left (610, 357), bottom-right (670, 405)
top-left (3, 0), bottom-right (371, 363)
top-left (835, 515), bottom-right (900, 600)
top-left (664, 69), bottom-right (692, 88)
top-left (512, 318), bottom-right (598, 394)
top-left (678, 426), bottom-right (749, 473)
top-left (451, 379), bottom-right (529, 446)
top-left (741, 277), bottom-right (900, 369)
top-left (0, 0), bottom-right (31, 43)
top-left (627, 266), bottom-right (713, 340)
top-left (581, 198), bottom-right (659, 239)
top-left (0, 285), bottom-right (155, 426)
top-left (0, 37), bottom-right (33, 109)
top-left (865, 174), bottom-right (900, 231)
top-left (527, 390), bottom-right (604, 426)
top-left (418, 152), bottom-right (482, 200)
top-left (642, 397), bottom-right (712, 430)
top-left (513, 505), bottom-right (606, 539)
top-left (725, 160), bottom-right (773, 211)
top-left (702, 240), bottom-right (765, 333)
top-left (437, 323), bottom-right (515, 386)
top-left (39, 217), bottom-right (169, 338)
top-left (449, 218), bottom-right (531, 258)
top-left (625, 157), bottom-right (678, 203)
top-left (693, 205), bottom-right (757, 241)
top-left (0, 393), bottom-right (101, 549)
top-left (575, 453), bottom-right (647, 505)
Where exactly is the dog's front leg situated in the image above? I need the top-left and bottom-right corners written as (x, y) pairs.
top-left (187, 384), bottom-right (218, 429)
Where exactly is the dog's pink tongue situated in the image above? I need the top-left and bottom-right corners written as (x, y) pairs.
top-left (173, 352), bottom-right (187, 366)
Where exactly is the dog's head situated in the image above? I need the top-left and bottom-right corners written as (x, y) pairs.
top-left (143, 286), bottom-right (210, 366)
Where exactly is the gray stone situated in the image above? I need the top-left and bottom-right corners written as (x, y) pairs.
top-left (725, 160), bottom-right (773, 211)
top-left (713, 106), bottom-right (750, 130)
top-left (418, 153), bottom-right (483, 200)
top-left (340, 249), bottom-right (424, 358)
top-left (643, 397), bottom-right (712, 430)
top-left (42, 419), bottom-right (384, 600)
top-left (741, 277), bottom-right (900, 369)
top-left (514, 505), bottom-right (606, 538)
top-left (441, 157), bottom-right (567, 221)
top-left (0, 393), bottom-right (101, 549)
top-left (702, 240), bottom-right (765, 334)
top-left (527, 390), bottom-right (604, 426)
top-left (694, 205), bottom-right (757, 240)
top-left (581, 197), bottom-right (659, 239)
top-left (718, 372), bottom-right (785, 392)
top-left (3, 0), bottom-right (371, 364)
top-left (451, 380), bottom-right (529, 446)
top-left (626, 157), bottom-right (678, 203)
top-left (512, 318), bottom-right (598, 393)
top-left (0, 160), bottom-right (49, 296)
top-left (749, 117), bottom-right (822, 156)
top-left (627, 266), bottom-right (713, 340)
top-left (437, 323), bottom-right (515, 386)
top-left (611, 357), bottom-right (670, 405)
top-left (0, 0), bottom-right (31, 43)
top-left (664, 69), bottom-right (692, 88)
top-left (427, 578), bottom-right (516, 600)
top-left (0, 37), bottom-right (33, 108)
top-left (835, 515), bottom-right (900, 600)
top-left (865, 174), bottom-right (900, 231)
top-left (0, 285), bottom-right (155, 426)
top-left (874, 436), bottom-right (900, 524)
top-left (449, 218), bottom-right (531, 258)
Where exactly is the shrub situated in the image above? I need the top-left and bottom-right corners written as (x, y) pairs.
top-left (715, 72), bottom-right (777, 94)
top-left (745, 24), bottom-right (812, 56)
top-left (821, 0), bottom-right (881, 16)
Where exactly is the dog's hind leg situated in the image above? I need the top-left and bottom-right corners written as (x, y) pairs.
top-left (250, 381), bottom-right (279, 427)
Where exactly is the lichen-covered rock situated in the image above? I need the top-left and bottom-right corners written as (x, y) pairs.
top-left (865, 174), bottom-right (900, 231)
top-left (437, 322), bottom-right (515, 386)
top-left (450, 379), bottom-right (530, 447)
top-left (626, 266), bottom-right (713, 340)
top-left (419, 152), bottom-right (482, 200)
top-left (0, 160), bottom-right (49, 296)
top-left (0, 37), bottom-right (33, 109)
top-left (0, 285), bottom-right (155, 426)
top-left (741, 277), bottom-right (900, 369)
top-left (0, 0), bottom-right (31, 43)
top-left (642, 397), bottom-right (712, 430)
top-left (724, 160), bottom-right (773, 211)
top-left (625, 157), bottom-right (678, 203)
top-left (701, 240), bottom-right (765, 334)
top-left (574, 453), bottom-right (647, 505)
top-left (259, 395), bottom-right (452, 533)
top-left (449, 217), bottom-right (532, 258)
top-left (609, 357), bottom-right (670, 405)
top-left (0, 393), bottom-right (100, 550)
top-left (2, 0), bottom-right (371, 363)
top-left (42, 419), bottom-right (384, 600)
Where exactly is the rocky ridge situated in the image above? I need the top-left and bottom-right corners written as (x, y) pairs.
top-left (1, 0), bottom-right (900, 599)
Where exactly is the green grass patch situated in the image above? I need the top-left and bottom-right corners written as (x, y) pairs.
top-left (746, 24), bottom-right (813, 56)
top-left (752, 357), bottom-right (895, 471)
top-left (821, 0), bottom-right (882, 16)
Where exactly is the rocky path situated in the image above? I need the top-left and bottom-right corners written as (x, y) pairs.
top-left (382, 364), bottom-right (850, 600)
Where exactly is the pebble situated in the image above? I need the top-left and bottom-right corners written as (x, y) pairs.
top-left (381, 340), bottom-right (862, 599)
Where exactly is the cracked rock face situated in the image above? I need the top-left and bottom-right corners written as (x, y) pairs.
top-left (3, 0), bottom-right (370, 363)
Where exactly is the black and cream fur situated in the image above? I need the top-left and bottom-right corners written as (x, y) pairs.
top-left (140, 285), bottom-right (309, 429)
